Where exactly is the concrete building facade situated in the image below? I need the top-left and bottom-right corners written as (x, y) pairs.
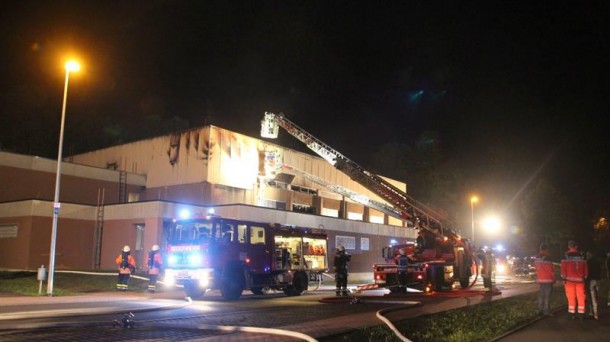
top-left (0, 125), bottom-right (415, 281)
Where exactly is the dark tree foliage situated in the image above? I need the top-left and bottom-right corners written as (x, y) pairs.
top-left (518, 178), bottom-right (578, 253)
top-left (371, 131), bottom-right (464, 229)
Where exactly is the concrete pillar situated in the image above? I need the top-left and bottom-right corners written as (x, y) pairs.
top-left (339, 199), bottom-right (348, 219)
top-left (313, 195), bottom-right (323, 215)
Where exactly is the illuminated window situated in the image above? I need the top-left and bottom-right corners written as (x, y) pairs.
top-left (321, 208), bottom-right (338, 217)
top-left (369, 215), bottom-right (384, 224)
top-left (347, 212), bottom-right (363, 221)
top-left (250, 226), bottom-right (266, 244)
top-left (237, 224), bottom-right (247, 244)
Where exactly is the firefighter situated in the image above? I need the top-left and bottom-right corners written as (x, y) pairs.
top-left (480, 248), bottom-right (495, 290)
top-left (533, 244), bottom-right (556, 316)
top-left (395, 248), bottom-right (409, 290)
top-left (115, 245), bottom-right (136, 291)
top-left (415, 230), bottom-right (425, 255)
top-left (333, 245), bottom-right (351, 296)
top-left (147, 244), bottom-right (163, 293)
top-left (560, 240), bottom-right (588, 319)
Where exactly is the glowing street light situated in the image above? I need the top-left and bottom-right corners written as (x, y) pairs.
top-left (483, 216), bottom-right (501, 234)
top-left (470, 196), bottom-right (478, 242)
top-left (47, 59), bottom-right (80, 296)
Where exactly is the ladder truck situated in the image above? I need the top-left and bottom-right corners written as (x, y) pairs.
top-left (260, 112), bottom-right (475, 291)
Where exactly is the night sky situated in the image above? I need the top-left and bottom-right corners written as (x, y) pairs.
top-left (2, 1), bottom-right (609, 242)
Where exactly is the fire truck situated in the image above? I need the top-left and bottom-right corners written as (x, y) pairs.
top-left (163, 212), bottom-right (328, 300)
top-left (260, 112), bottom-right (475, 292)
top-left (373, 228), bottom-right (475, 292)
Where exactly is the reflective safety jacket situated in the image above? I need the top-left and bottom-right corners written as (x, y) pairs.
top-left (534, 251), bottom-right (555, 284)
top-left (116, 252), bottom-right (136, 275)
top-left (147, 250), bottom-right (163, 275)
top-left (560, 249), bottom-right (588, 283)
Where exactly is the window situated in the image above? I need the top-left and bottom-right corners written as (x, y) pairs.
top-left (220, 223), bottom-right (234, 243)
top-left (237, 224), bottom-right (247, 244)
top-left (135, 224), bottom-right (145, 251)
top-left (293, 204), bottom-right (315, 214)
top-left (250, 226), bottom-right (266, 244)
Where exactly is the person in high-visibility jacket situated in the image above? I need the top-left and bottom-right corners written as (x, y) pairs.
top-left (115, 245), bottom-right (136, 291)
top-left (560, 240), bottom-right (588, 319)
top-left (533, 244), bottom-right (556, 316)
top-left (147, 244), bottom-right (163, 293)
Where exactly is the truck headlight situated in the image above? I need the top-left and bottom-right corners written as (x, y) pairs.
top-left (168, 255), bottom-right (179, 266)
top-left (188, 253), bottom-right (203, 265)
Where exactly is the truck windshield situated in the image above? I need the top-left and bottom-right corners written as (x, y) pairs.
top-left (173, 221), bottom-right (215, 243)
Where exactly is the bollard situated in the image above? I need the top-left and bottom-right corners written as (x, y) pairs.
top-left (37, 265), bottom-right (47, 295)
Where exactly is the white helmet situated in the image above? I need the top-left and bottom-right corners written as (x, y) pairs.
top-left (122, 245), bottom-right (131, 252)
top-left (152, 244), bottom-right (160, 251)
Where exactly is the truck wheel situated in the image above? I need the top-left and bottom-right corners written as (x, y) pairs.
top-left (460, 277), bottom-right (470, 289)
top-left (221, 267), bottom-right (245, 300)
top-left (284, 271), bottom-right (308, 296)
top-left (184, 281), bottom-right (206, 299)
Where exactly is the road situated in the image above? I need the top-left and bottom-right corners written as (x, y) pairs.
top-left (0, 276), bottom-right (538, 341)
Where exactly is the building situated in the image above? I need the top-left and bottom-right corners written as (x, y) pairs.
top-left (0, 125), bottom-right (415, 281)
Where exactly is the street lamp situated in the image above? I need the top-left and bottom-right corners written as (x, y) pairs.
top-left (47, 60), bottom-right (80, 296)
top-left (470, 196), bottom-right (478, 243)
top-left (483, 216), bottom-right (501, 234)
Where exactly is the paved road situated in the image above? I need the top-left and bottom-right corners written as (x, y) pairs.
top-left (3, 279), bottom-right (607, 341)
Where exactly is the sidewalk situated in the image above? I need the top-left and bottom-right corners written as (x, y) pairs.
top-left (0, 290), bottom-right (189, 323)
top-left (495, 306), bottom-right (610, 342)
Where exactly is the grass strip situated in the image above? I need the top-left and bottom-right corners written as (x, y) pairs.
top-left (320, 287), bottom-right (569, 342)
top-left (0, 271), bottom-right (148, 296)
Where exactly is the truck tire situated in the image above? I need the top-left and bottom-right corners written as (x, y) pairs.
top-left (221, 267), bottom-right (245, 300)
top-left (284, 271), bottom-right (308, 296)
top-left (459, 277), bottom-right (470, 289)
top-left (184, 281), bottom-right (206, 299)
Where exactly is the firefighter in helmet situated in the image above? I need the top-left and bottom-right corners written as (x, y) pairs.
top-left (333, 245), bottom-right (351, 296)
top-left (147, 244), bottom-right (163, 293)
top-left (395, 248), bottom-right (409, 291)
top-left (115, 245), bottom-right (136, 291)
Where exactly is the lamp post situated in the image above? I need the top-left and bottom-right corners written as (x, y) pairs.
top-left (470, 196), bottom-right (478, 243)
top-left (47, 60), bottom-right (80, 296)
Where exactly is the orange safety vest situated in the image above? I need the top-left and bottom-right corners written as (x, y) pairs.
top-left (560, 249), bottom-right (588, 283)
top-left (116, 253), bottom-right (136, 274)
top-left (534, 251), bottom-right (555, 284)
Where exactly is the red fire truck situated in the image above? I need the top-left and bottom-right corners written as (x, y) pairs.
top-left (261, 112), bottom-right (476, 292)
top-left (163, 212), bottom-right (328, 300)
top-left (373, 234), bottom-right (475, 293)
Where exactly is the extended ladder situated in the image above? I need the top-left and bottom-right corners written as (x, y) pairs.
top-left (261, 112), bottom-right (448, 230)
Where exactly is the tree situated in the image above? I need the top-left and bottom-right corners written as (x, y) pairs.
top-left (370, 131), bottom-right (464, 229)
top-left (519, 178), bottom-right (576, 253)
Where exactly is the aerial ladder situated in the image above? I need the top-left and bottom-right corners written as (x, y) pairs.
top-left (261, 112), bottom-right (475, 291)
top-left (261, 112), bottom-right (449, 231)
